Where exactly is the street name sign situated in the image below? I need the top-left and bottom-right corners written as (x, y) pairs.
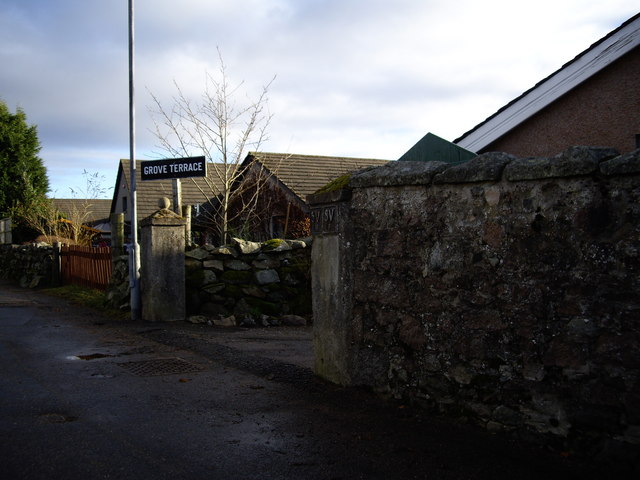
top-left (141, 156), bottom-right (207, 181)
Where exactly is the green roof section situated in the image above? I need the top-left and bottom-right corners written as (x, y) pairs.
top-left (398, 132), bottom-right (476, 164)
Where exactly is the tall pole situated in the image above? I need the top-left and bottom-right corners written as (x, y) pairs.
top-left (128, 0), bottom-right (141, 320)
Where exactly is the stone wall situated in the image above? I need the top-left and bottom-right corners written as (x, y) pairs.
top-left (106, 255), bottom-right (130, 309)
top-left (0, 243), bottom-right (57, 288)
top-left (309, 146), bottom-right (640, 461)
top-left (105, 238), bottom-right (313, 325)
top-left (184, 237), bottom-right (312, 326)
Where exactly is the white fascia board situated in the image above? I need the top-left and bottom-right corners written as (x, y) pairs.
top-left (456, 17), bottom-right (640, 152)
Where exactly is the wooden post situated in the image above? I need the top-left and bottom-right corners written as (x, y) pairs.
top-left (284, 203), bottom-right (291, 239)
top-left (0, 218), bottom-right (9, 244)
top-left (182, 205), bottom-right (192, 247)
top-left (111, 213), bottom-right (125, 261)
top-left (172, 178), bottom-right (182, 216)
top-left (52, 242), bottom-right (62, 286)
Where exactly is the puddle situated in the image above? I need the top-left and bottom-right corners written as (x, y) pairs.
top-left (66, 353), bottom-right (114, 361)
top-left (78, 353), bottom-right (114, 360)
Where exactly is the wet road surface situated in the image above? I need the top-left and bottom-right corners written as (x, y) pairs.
top-left (0, 283), bottom-right (619, 479)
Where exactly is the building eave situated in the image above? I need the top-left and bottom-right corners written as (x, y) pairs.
top-left (455, 13), bottom-right (640, 152)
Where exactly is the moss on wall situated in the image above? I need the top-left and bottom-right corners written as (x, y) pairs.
top-left (314, 173), bottom-right (351, 194)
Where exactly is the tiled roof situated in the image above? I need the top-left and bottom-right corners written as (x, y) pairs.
top-left (113, 155), bottom-right (390, 222)
top-left (246, 152), bottom-right (390, 199)
top-left (51, 198), bottom-right (112, 223)
top-left (114, 159), bottom-right (225, 220)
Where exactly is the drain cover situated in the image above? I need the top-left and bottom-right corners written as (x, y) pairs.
top-left (117, 357), bottom-right (203, 377)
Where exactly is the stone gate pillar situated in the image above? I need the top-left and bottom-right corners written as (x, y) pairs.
top-left (140, 199), bottom-right (186, 322)
top-left (308, 189), bottom-right (354, 385)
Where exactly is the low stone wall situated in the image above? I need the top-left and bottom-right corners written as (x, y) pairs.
top-left (106, 255), bottom-right (131, 310)
top-left (105, 238), bottom-right (313, 325)
top-left (309, 146), bottom-right (640, 462)
top-left (0, 243), bottom-right (56, 288)
top-left (185, 237), bottom-right (312, 326)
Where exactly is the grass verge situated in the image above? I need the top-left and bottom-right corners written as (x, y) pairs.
top-left (41, 285), bottom-right (129, 320)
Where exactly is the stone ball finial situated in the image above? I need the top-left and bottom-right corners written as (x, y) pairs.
top-left (159, 197), bottom-right (171, 210)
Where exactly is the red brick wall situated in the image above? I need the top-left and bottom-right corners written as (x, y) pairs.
top-left (483, 47), bottom-right (640, 157)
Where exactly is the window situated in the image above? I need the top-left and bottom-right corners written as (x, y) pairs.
top-left (635, 134), bottom-right (640, 149)
top-left (122, 196), bottom-right (128, 212)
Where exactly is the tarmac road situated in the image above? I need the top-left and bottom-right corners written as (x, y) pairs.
top-left (0, 282), bottom-right (620, 479)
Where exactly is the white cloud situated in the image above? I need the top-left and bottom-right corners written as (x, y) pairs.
top-left (0, 0), bottom-right (637, 197)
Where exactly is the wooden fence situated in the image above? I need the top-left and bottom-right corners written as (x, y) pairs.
top-left (59, 245), bottom-right (112, 290)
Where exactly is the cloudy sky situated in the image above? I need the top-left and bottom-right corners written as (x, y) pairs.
top-left (1, 1), bottom-right (637, 198)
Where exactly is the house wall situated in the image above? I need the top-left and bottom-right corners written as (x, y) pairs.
top-left (483, 47), bottom-right (640, 157)
top-left (228, 169), bottom-right (310, 241)
top-left (114, 194), bottom-right (128, 221)
top-left (309, 147), bottom-right (640, 461)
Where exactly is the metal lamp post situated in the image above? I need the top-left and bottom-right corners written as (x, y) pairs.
top-left (128, 0), bottom-right (141, 320)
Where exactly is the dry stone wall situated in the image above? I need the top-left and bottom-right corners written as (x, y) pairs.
top-left (105, 238), bottom-right (313, 326)
top-left (106, 255), bottom-right (130, 309)
top-left (184, 237), bottom-right (312, 326)
top-left (310, 146), bottom-right (640, 462)
top-left (0, 243), bottom-right (56, 288)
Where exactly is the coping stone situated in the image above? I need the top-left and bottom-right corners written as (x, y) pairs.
top-left (600, 148), bottom-right (640, 176)
top-left (231, 237), bottom-right (262, 254)
top-left (434, 152), bottom-right (516, 184)
top-left (504, 146), bottom-right (619, 181)
top-left (350, 161), bottom-right (448, 187)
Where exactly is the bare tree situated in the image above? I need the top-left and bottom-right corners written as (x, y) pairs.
top-left (10, 170), bottom-right (107, 246)
top-left (149, 50), bottom-right (276, 245)
top-left (11, 197), bottom-right (65, 245)
top-left (65, 170), bottom-right (108, 245)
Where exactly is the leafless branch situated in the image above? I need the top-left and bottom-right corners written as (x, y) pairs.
top-left (148, 49), bottom-right (276, 244)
